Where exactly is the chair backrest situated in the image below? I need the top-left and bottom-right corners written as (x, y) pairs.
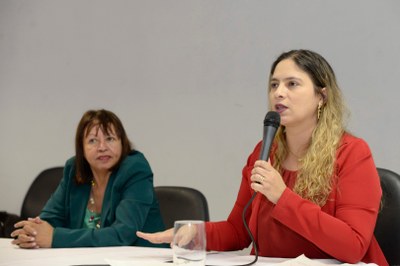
top-left (155, 186), bottom-right (210, 228)
top-left (20, 167), bottom-right (64, 219)
top-left (374, 167), bottom-right (400, 266)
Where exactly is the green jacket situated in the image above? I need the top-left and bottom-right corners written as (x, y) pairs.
top-left (40, 150), bottom-right (167, 248)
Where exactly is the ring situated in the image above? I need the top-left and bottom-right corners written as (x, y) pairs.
top-left (259, 175), bottom-right (265, 183)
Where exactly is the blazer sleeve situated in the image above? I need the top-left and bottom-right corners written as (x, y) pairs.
top-left (271, 136), bottom-right (382, 263)
top-left (40, 159), bottom-right (75, 228)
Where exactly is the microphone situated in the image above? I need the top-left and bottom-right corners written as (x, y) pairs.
top-left (259, 111), bottom-right (281, 161)
top-left (240, 111), bottom-right (280, 266)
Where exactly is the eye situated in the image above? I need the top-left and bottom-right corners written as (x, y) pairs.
top-left (105, 136), bottom-right (116, 142)
top-left (87, 138), bottom-right (98, 145)
top-left (288, 81), bottom-right (299, 88)
top-left (270, 82), bottom-right (279, 90)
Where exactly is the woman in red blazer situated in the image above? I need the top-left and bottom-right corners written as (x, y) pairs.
top-left (138, 49), bottom-right (388, 265)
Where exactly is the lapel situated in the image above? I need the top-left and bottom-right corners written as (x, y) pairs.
top-left (69, 183), bottom-right (91, 228)
top-left (100, 172), bottom-right (116, 227)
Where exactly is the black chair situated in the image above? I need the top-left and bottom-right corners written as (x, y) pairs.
top-left (155, 186), bottom-right (210, 228)
top-left (374, 167), bottom-right (400, 266)
top-left (20, 167), bottom-right (64, 219)
top-left (0, 167), bottom-right (63, 238)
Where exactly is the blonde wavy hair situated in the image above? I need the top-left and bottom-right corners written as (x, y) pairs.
top-left (269, 50), bottom-right (348, 206)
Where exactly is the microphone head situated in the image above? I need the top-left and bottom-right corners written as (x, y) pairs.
top-left (263, 111), bottom-right (280, 128)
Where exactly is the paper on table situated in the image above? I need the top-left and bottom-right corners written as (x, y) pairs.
top-left (277, 254), bottom-right (378, 266)
top-left (277, 255), bottom-right (332, 266)
top-left (105, 258), bottom-right (169, 266)
top-left (104, 252), bottom-right (378, 266)
top-left (205, 251), bottom-right (287, 265)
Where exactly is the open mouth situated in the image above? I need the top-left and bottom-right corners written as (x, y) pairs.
top-left (98, 156), bottom-right (111, 161)
top-left (275, 104), bottom-right (287, 113)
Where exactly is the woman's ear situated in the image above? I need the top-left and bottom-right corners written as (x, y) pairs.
top-left (320, 87), bottom-right (327, 104)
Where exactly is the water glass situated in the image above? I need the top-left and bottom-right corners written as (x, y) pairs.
top-left (173, 220), bottom-right (206, 266)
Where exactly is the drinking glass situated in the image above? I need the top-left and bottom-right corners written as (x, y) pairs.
top-left (173, 220), bottom-right (206, 266)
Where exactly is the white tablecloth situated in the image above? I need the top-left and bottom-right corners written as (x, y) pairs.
top-left (0, 238), bottom-right (373, 266)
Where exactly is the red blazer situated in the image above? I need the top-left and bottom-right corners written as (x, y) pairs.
top-left (206, 133), bottom-right (388, 265)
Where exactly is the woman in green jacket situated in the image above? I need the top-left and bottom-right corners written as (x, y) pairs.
top-left (12, 109), bottom-right (166, 248)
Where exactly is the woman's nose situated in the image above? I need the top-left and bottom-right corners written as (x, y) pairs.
top-left (97, 139), bottom-right (108, 150)
top-left (273, 84), bottom-right (285, 98)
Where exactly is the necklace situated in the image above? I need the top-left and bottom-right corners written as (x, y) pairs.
top-left (88, 181), bottom-right (101, 229)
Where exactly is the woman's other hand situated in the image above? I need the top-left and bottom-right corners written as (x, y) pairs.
top-left (136, 228), bottom-right (174, 245)
top-left (250, 160), bottom-right (286, 204)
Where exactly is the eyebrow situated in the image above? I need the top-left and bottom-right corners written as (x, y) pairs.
top-left (270, 76), bottom-right (302, 82)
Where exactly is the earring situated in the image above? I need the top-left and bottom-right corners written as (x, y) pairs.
top-left (317, 102), bottom-right (323, 120)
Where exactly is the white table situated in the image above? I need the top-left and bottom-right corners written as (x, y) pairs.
top-left (0, 238), bottom-right (371, 266)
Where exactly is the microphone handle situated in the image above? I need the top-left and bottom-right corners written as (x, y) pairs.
top-left (259, 126), bottom-right (278, 161)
